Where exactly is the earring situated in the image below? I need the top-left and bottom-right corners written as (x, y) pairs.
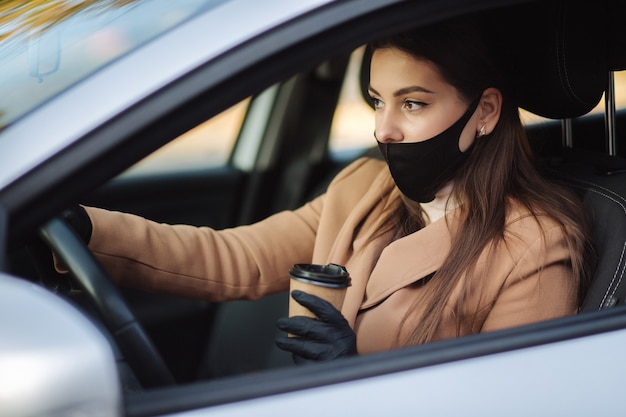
top-left (477, 125), bottom-right (486, 138)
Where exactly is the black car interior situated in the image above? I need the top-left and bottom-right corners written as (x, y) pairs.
top-left (8, 0), bottom-right (626, 393)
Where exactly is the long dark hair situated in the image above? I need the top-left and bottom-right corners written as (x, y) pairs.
top-left (370, 19), bottom-right (594, 345)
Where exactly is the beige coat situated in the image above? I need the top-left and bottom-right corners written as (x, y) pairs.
top-left (85, 157), bottom-right (577, 354)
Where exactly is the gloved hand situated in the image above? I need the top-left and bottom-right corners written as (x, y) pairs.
top-left (275, 290), bottom-right (356, 364)
top-left (60, 205), bottom-right (92, 244)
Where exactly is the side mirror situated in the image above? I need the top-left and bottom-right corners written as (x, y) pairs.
top-left (0, 274), bottom-right (122, 417)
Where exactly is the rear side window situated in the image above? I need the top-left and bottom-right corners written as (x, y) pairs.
top-left (614, 70), bottom-right (626, 111)
top-left (328, 47), bottom-right (375, 160)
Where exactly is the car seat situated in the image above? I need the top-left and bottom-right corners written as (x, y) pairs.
top-left (504, 0), bottom-right (626, 312)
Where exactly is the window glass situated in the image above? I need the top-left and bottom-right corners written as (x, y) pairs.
top-left (612, 70), bottom-right (626, 110)
top-left (122, 98), bottom-right (250, 177)
top-left (328, 46), bottom-right (375, 159)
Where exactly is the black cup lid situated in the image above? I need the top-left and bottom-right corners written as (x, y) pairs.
top-left (289, 263), bottom-right (351, 287)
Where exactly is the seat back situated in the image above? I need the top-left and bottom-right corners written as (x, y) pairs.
top-left (495, 0), bottom-right (626, 312)
top-left (508, 0), bottom-right (626, 312)
top-left (491, 0), bottom-right (626, 312)
top-left (549, 160), bottom-right (626, 311)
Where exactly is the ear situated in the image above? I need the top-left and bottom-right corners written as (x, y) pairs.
top-left (477, 87), bottom-right (502, 136)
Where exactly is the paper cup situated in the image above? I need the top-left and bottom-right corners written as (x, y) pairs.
top-left (288, 263), bottom-right (351, 320)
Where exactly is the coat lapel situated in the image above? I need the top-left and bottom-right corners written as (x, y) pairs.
top-left (317, 158), bottom-right (458, 326)
top-left (361, 215), bottom-right (454, 309)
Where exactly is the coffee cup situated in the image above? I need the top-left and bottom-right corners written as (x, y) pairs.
top-left (288, 263), bottom-right (351, 320)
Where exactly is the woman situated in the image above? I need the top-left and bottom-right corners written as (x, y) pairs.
top-left (63, 19), bottom-right (594, 362)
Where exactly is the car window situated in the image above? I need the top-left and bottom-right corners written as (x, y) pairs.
top-left (328, 46), bottom-right (375, 160)
top-left (120, 97), bottom-right (250, 177)
top-left (610, 70), bottom-right (626, 111)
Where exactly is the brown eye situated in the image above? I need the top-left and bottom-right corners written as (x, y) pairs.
top-left (371, 97), bottom-right (384, 109)
top-left (403, 100), bottom-right (426, 111)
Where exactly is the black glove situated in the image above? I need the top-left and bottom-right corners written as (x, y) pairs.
top-left (275, 290), bottom-right (357, 364)
top-left (60, 205), bottom-right (92, 244)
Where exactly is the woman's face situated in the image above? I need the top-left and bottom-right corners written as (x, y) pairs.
top-left (369, 47), bottom-right (479, 151)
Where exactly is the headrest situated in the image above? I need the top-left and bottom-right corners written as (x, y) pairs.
top-left (497, 0), bottom-right (607, 119)
top-left (607, 0), bottom-right (626, 70)
top-left (360, 0), bottom-right (608, 120)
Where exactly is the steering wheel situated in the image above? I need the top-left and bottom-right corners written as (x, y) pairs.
top-left (39, 217), bottom-right (175, 388)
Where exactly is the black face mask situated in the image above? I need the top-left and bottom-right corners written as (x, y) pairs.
top-left (377, 98), bottom-right (480, 203)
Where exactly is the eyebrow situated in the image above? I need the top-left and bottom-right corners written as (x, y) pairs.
top-left (368, 85), bottom-right (435, 97)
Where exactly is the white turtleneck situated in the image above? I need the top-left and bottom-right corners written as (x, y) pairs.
top-left (420, 182), bottom-right (457, 225)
